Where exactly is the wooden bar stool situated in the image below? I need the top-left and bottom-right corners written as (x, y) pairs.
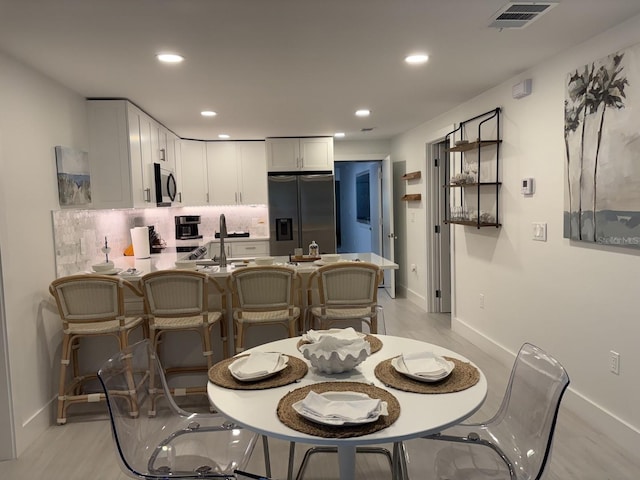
top-left (227, 265), bottom-right (301, 353)
top-left (140, 270), bottom-right (226, 412)
top-left (306, 262), bottom-right (383, 333)
top-left (49, 274), bottom-right (145, 424)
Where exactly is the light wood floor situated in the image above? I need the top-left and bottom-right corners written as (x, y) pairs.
top-left (1, 293), bottom-right (638, 479)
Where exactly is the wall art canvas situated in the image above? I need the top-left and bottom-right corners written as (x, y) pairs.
top-left (55, 146), bottom-right (91, 206)
top-left (564, 43), bottom-right (640, 248)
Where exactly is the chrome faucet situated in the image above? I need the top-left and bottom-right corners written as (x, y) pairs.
top-left (219, 214), bottom-right (227, 268)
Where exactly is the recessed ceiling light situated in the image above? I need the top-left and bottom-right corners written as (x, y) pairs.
top-left (405, 53), bottom-right (429, 65)
top-left (218, 134), bottom-right (230, 139)
top-left (156, 53), bottom-right (184, 63)
top-left (334, 132), bottom-right (346, 138)
top-left (355, 109), bottom-right (371, 117)
top-left (201, 111), bottom-right (217, 117)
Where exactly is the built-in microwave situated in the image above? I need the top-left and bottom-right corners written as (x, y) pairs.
top-left (153, 162), bottom-right (177, 207)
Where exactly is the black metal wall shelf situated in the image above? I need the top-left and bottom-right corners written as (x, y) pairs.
top-left (444, 108), bottom-right (502, 229)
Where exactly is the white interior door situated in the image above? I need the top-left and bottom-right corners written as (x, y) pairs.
top-left (381, 155), bottom-right (396, 298)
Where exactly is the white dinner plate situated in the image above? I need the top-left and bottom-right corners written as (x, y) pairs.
top-left (292, 391), bottom-right (384, 426)
top-left (391, 355), bottom-right (454, 382)
top-left (228, 354), bottom-right (289, 381)
top-left (91, 268), bottom-right (122, 275)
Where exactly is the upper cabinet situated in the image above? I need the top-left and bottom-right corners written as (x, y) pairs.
top-left (265, 137), bottom-right (334, 172)
top-left (180, 140), bottom-right (267, 206)
top-left (87, 100), bottom-right (156, 209)
top-left (179, 140), bottom-right (209, 206)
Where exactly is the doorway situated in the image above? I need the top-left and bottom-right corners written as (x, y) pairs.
top-left (334, 161), bottom-right (382, 256)
top-left (427, 141), bottom-right (451, 312)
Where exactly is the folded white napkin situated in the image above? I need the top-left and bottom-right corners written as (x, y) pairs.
top-left (300, 391), bottom-right (387, 421)
top-left (303, 327), bottom-right (362, 343)
top-left (300, 335), bottom-right (370, 361)
top-left (401, 352), bottom-right (449, 377)
top-left (231, 352), bottom-right (282, 378)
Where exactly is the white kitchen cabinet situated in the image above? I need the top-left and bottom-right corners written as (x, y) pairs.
top-left (207, 240), bottom-right (269, 259)
top-left (206, 141), bottom-right (267, 205)
top-left (87, 100), bottom-right (156, 209)
top-left (265, 137), bottom-right (334, 172)
top-left (179, 140), bottom-right (209, 206)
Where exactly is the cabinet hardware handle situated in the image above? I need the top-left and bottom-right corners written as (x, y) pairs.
top-left (239, 192), bottom-right (243, 204)
top-left (144, 188), bottom-right (151, 202)
top-left (178, 192), bottom-right (182, 203)
top-left (160, 148), bottom-right (166, 161)
top-left (206, 193), bottom-right (209, 203)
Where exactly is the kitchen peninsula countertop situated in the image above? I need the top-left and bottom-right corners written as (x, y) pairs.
top-left (107, 251), bottom-right (398, 280)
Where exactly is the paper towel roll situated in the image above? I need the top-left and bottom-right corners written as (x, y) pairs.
top-left (130, 227), bottom-right (150, 259)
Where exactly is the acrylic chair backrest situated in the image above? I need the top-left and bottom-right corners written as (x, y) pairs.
top-left (97, 339), bottom-right (255, 479)
top-left (484, 343), bottom-right (570, 480)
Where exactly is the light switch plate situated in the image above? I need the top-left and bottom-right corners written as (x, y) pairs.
top-left (532, 222), bottom-right (547, 241)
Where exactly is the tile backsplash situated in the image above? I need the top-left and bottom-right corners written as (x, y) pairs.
top-left (52, 205), bottom-right (269, 277)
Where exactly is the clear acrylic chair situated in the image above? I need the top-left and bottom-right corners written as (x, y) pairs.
top-left (400, 343), bottom-right (570, 480)
top-left (306, 262), bottom-right (383, 333)
top-left (98, 339), bottom-right (271, 479)
top-left (227, 266), bottom-right (301, 353)
top-left (49, 274), bottom-right (145, 424)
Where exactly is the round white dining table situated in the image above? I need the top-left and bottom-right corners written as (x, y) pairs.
top-left (207, 335), bottom-right (487, 480)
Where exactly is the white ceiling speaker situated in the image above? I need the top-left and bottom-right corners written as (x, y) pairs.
top-left (489, 2), bottom-right (558, 29)
top-left (512, 78), bottom-right (532, 99)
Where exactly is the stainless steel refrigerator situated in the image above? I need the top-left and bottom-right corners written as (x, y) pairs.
top-left (268, 173), bottom-right (337, 256)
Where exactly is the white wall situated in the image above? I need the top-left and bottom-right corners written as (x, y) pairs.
top-left (391, 14), bottom-right (640, 449)
top-left (0, 51), bottom-right (89, 455)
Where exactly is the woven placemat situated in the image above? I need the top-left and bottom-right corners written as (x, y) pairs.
top-left (297, 334), bottom-right (383, 354)
top-left (277, 381), bottom-right (400, 438)
top-left (374, 356), bottom-right (480, 394)
top-left (208, 355), bottom-right (308, 390)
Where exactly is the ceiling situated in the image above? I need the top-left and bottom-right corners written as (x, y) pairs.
top-left (2, 0), bottom-right (640, 141)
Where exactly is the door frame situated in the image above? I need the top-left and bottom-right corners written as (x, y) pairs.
top-left (425, 126), bottom-right (456, 314)
top-left (0, 246), bottom-right (16, 461)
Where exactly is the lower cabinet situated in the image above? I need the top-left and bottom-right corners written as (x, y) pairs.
top-left (207, 240), bottom-right (269, 259)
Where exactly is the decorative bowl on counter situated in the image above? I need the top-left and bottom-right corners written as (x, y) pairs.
top-left (254, 257), bottom-right (275, 266)
top-left (175, 259), bottom-right (198, 270)
top-left (320, 254), bottom-right (341, 263)
top-left (92, 261), bottom-right (114, 272)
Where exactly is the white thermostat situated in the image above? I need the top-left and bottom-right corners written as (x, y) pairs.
top-left (521, 177), bottom-right (534, 195)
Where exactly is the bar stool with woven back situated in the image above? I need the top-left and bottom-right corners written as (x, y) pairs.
top-left (49, 274), bottom-right (145, 425)
top-left (306, 261), bottom-right (384, 333)
top-left (227, 265), bottom-right (301, 354)
top-left (139, 270), bottom-right (227, 413)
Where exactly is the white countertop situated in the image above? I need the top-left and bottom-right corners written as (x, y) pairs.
top-left (107, 251), bottom-right (398, 279)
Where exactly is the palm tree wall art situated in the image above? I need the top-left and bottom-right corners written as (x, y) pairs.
top-left (564, 44), bottom-right (640, 248)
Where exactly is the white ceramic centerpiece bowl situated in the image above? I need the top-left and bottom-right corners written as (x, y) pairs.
top-left (175, 259), bottom-right (198, 270)
top-left (254, 256), bottom-right (275, 266)
top-left (300, 338), bottom-right (370, 374)
top-left (320, 254), bottom-right (340, 263)
top-left (92, 261), bottom-right (114, 272)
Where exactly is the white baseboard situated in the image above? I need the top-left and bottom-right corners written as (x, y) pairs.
top-left (398, 284), bottom-right (426, 310)
top-left (16, 397), bottom-right (53, 456)
top-left (452, 316), bottom-right (640, 457)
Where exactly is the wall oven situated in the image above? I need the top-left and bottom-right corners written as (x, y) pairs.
top-left (153, 162), bottom-right (177, 207)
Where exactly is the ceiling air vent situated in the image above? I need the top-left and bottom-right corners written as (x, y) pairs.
top-left (489, 2), bottom-right (558, 29)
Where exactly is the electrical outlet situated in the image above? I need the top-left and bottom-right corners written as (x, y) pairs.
top-left (609, 351), bottom-right (620, 375)
top-left (410, 263), bottom-right (417, 272)
top-left (479, 294), bottom-right (485, 309)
